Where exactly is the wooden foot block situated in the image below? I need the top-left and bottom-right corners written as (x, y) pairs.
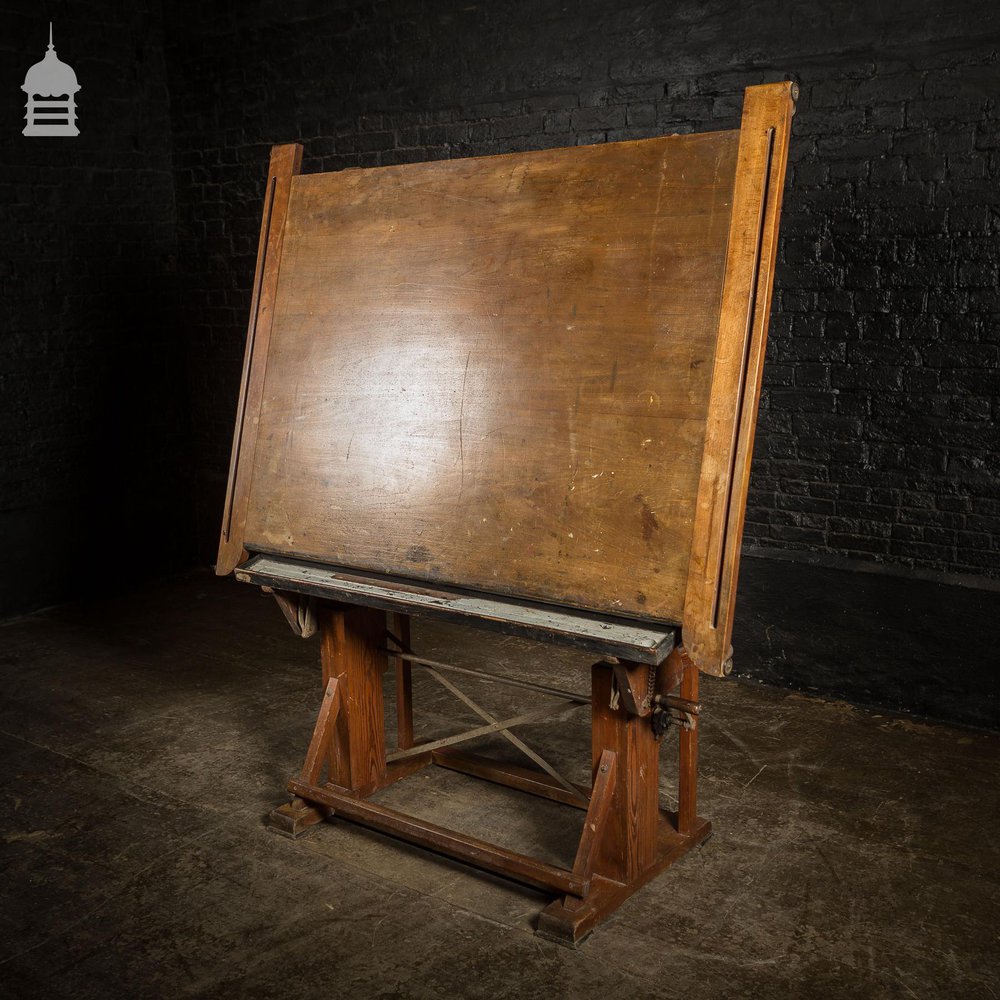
top-left (536, 813), bottom-right (712, 946)
top-left (266, 797), bottom-right (330, 839)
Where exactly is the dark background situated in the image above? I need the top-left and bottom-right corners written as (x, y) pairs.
top-left (2, 1), bottom-right (997, 726)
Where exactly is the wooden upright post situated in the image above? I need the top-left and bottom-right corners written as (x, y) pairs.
top-left (318, 603), bottom-right (388, 794)
top-left (589, 663), bottom-right (659, 882)
top-left (391, 612), bottom-right (414, 750)
top-left (538, 659), bottom-right (712, 944)
top-left (677, 656), bottom-right (699, 835)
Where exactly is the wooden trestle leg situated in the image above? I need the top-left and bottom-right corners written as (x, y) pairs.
top-left (269, 604), bottom-right (710, 945)
top-left (390, 612), bottom-right (414, 751)
top-left (268, 603), bottom-right (430, 837)
top-left (537, 653), bottom-right (712, 945)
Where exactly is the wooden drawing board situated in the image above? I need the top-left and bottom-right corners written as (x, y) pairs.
top-left (218, 82), bottom-right (796, 675)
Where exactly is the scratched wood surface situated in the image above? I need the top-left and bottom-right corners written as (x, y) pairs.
top-left (684, 82), bottom-right (797, 672)
top-left (217, 143), bottom-right (302, 576)
top-left (321, 603), bottom-right (388, 794)
top-left (242, 130), bottom-right (740, 623)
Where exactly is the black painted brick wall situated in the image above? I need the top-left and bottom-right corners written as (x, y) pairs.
top-left (0, 1), bottom-right (192, 614)
top-left (3, 0), bottom-right (998, 620)
top-left (162, 0), bottom-right (1000, 580)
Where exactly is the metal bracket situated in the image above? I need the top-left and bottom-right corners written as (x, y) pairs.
top-left (651, 706), bottom-right (672, 740)
top-left (607, 659), bottom-right (656, 717)
top-left (383, 633), bottom-right (588, 802)
top-left (652, 692), bottom-right (700, 736)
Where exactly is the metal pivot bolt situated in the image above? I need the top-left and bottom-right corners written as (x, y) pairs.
top-left (651, 707), bottom-right (672, 740)
top-left (651, 693), bottom-right (700, 735)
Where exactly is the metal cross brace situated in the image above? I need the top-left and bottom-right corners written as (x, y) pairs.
top-left (384, 634), bottom-right (587, 798)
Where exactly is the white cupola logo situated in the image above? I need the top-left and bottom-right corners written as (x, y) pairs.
top-left (22, 23), bottom-right (80, 137)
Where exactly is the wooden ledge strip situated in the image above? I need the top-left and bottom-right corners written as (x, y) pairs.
top-left (237, 554), bottom-right (677, 664)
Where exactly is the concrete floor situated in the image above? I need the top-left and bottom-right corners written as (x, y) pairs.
top-left (0, 572), bottom-right (997, 999)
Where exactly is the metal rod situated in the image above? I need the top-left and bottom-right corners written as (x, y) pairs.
top-left (422, 666), bottom-right (584, 798)
top-left (654, 694), bottom-right (702, 715)
top-left (379, 650), bottom-right (591, 705)
top-left (385, 700), bottom-right (583, 762)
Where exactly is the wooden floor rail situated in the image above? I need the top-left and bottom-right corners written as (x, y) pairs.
top-left (433, 748), bottom-right (590, 809)
top-left (286, 777), bottom-right (590, 897)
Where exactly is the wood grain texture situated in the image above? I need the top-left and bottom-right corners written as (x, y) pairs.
top-left (319, 604), bottom-right (388, 793)
top-left (683, 82), bottom-right (797, 674)
top-left (677, 656), bottom-right (699, 835)
top-left (286, 776), bottom-right (588, 897)
top-left (572, 749), bottom-right (617, 880)
top-left (537, 812), bottom-right (712, 944)
top-left (217, 143), bottom-right (303, 575)
top-left (590, 663), bottom-right (659, 882)
top-left (242, 131), bottom-right (741, 622)
top-left (390, 612), bottom-right (414, 750)
top-left (301, 677), bottom-right (340, 785)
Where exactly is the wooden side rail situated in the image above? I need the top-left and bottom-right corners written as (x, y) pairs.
top-left (683, 81), bottom-right (797, 675)
top-left (217, 143), bottom-right (302, 576)
top-left (286, 776), bottom-right (590, 897)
